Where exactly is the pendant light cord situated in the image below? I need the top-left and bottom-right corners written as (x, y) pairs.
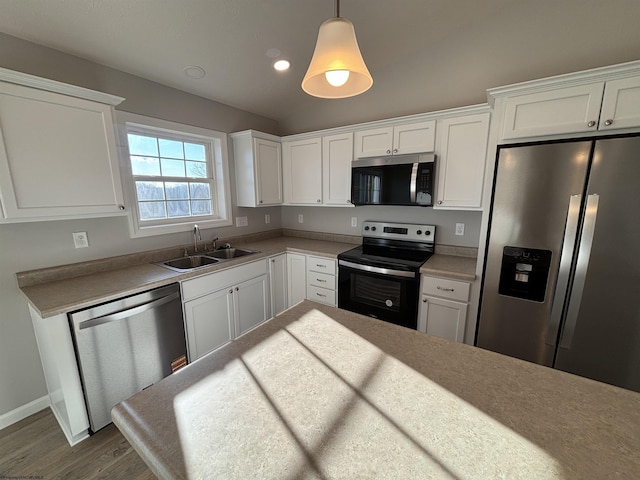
top-left (335, 0), bottom-right (340, 18)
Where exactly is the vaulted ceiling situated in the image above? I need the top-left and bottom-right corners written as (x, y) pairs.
top-left (1, 0), bottom-right (639, 134)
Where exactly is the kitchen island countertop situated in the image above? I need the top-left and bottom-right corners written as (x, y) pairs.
top-left (112, 300), bottom-right (640, 480)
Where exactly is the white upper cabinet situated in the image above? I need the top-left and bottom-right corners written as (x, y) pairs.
top-left (434, 112), bottom-right (490, 210)
top-left (231, 130), bottom-right (282, 207)
top-left (282, 137), bottom-right (323, 205)
top-left (0, 70), bottom-right (125, 221)
top-left (598, 76), bottom-right (640, 131)
top-left (354, 120), bottom-right (436, 158)
top-left (322, 132), bottom-right (353, 206)
top-left (490, 61), bottom-right (640, 141)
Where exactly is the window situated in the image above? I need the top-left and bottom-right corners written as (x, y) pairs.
top-left (119, 113), bottom-right (231, 237)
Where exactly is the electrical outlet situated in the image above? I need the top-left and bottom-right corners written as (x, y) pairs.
top-left (351, 217), bottom-right (358, 228)
top-left (298, 214), bottom-right (303, 224)
top-left (73, 231), bottom-right (89, 248)
top-left (235, 216), bottom-right (248, 227)
top-left (265, 214), bottom-right (270, 224)
top-left (455, 223), bottom-right (465, 236)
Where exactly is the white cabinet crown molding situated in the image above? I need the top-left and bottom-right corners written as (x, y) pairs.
top-left (0, 67), bottom-right (124, 106)
top-left (487, 59), bottom-right (640, 105)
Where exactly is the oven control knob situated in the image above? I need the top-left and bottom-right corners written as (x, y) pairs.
top-left (364, 226), bottom-right (370, 231)
top-left (371, 226), bottom-right (377, 231)
top-left (416, 230), bottom-right (422, 235)
top-left (424, 231), bottom-right (431, 236)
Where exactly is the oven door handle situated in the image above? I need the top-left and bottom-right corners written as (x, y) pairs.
top-left (339, 260), bottom-right (416, 278)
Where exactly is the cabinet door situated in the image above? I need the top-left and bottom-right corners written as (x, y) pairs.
top-left (254, 138), bottom-right (283, 205)
top-left (282, 138), bottom-right (322, 204)
top-left (234, 274), bottom-right (270, 336)
top-left (287, 253), bottom-right (307, 307)
top-left (269, 254), bottom-right (288, 317)
top-left (599, 76), bottom-right (640, 131)
top-left (393, 120), bottom-right (436, 155)
top-left (354, 126), bottom-right (393, 158)
top-left (420, 295), bottom-right (467, 343)
top-left (184, 288), bottom-right (234, 361)
top-left (501, 83), bottom-right (605, 139)
top-left (0, 81), bottom-right (124, 220)
top-left (434, 113), bottom-right (490, 210)
top-left (322, 133), bottom-right (353, 206)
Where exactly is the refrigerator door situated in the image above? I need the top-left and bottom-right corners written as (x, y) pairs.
top-left (477, 141), bottom-right (591, 365)
top-left (554, 136), bottom-right (640, 392)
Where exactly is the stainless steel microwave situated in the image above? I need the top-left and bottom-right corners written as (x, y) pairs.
top-left (350, 153), bottom-right (435, 206)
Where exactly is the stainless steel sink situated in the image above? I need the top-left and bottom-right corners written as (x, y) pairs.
top-left (204, 248), bottom-right (256, 260)
top-left (160, 255), bottom-right (220, 272)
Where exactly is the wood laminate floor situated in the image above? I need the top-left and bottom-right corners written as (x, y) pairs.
top-left (0, 408), bottom-right (154, 479)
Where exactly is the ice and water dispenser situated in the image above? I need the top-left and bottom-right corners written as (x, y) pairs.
top-left (498, 246), bottom-right (552, 302)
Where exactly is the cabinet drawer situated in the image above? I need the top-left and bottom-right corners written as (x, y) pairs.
top-left (421, 276), bottom-right (470, 302)
top-left (307, 285), bottom-right (336, 306)
top-left (182, 259), bottom-right (268, 302)
top-left (307, 256), bottom-right (336, 275)
top-left (308, 271), bottom-right (336, 290)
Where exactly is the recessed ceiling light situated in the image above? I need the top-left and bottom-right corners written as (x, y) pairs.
top-left (274, 60), bottom-right (291, 71)
top-left (184, 65), bottom-right (206, 79)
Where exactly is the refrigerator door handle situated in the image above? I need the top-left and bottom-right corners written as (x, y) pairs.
top-left (546, 195), bottom-right (582, 346)
top-left (559, 194), bottom-right (600, 349)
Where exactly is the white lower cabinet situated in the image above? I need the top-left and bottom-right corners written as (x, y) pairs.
top-left (287, 253), bottom-right (307, 307)
top-left (306, 255), bottom-right (337, 306)
top-left (182, 259), bottom-right (270, 361)
top-left (418, 275), bottom-right (470, 343)
top-left (269, 254), bottom-right (288, 317)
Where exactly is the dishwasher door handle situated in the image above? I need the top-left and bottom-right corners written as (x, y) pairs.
top-left (78, 291), bottom-right (181, 330)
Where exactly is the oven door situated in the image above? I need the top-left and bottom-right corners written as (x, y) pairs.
top-left (338, 260), bottom-right (419, 329)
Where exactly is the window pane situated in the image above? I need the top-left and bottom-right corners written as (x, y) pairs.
top-left (139, 201), bottom-right (166, 220)
top-left (136, 181), bottom-right (165, 200)
top-left (159, 139), bottom-right (184, 159)
top-left (167, 200), bottom-right (190, 218)
top-left (161, 158), bottom-right (185, 177)
top-left (191, 200), bottom-right (212, 216)
top-left (128, 134), bottom-right (158, 157)
top-left (186, 161), bottom-right (207, 178)
top-left (184, 143), bottom-right (206, 161)
top-left (165, 182), bottom-right (189, 200)
top-left (131, 156), bottom-right (160, 176)
top-left (189, 182), bottom-right (211, 199)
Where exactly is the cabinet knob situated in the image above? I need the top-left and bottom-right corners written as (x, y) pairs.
top-left (386, 149), bottom-right (391, 154)
top-left (259, 200), bottom-right (263, 204)
top-left (422, 298), bottom-right (427, 303)
top-left (437, 200), bottom-right (443, 205)
top-left (604, 119), bottom-right (613, 126)
top-left (271, 258), bottom-right (275, 263)
top-left (229, 289), bottom-right (233, 294)
top-left (317, 199), bottom-right (321, 203)
top-left (393, 148), bottom-right (398, 153)
top-left (235, 287), bottom-right (239, 291)
top-left (118, 204), bottom-right (125, 211)
top-left (587, 120), bottom-right (596, 128)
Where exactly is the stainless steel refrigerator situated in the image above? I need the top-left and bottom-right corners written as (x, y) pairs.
top-left (477, 135), bottom-right (640, 393)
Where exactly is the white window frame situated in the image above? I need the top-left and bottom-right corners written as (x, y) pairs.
top-left (117, 112), bottom-right (232, 237)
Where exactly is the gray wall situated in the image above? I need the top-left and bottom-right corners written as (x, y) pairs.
top-left (282, 206), bottom-right (481, 247)
top-left (0, 34), bottom-right (282, 419)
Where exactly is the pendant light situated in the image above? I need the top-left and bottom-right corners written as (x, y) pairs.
top-left (302, 0), bottom-right (373, 99)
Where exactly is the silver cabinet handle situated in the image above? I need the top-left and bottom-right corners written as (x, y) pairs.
top-left (118, 204), bottom-right (125, 211)
top-left (315, 264), bottom-right (326, 268)
top-left (386, 149), bottom-right (391, 154)
top-left (604, 119), bottom-right (613, 126)
top-left (338, 259), bottom-right (415, 278)
top-left (79, 292), bottom-right (180, 329)
top-left (560, 194), bottom-right (599, 349)
top-left (316, 278), bottom-right (327, 283)
top-left (437, 200), bottom-right (443, 205)
top-left (437, 286), bottom-right (454, 292)
top-left (587, 121), bottom-right (596, 127)
top-left (393, 148), bottom-right (398, 153)
top-left (546, 195), bottom-right (582, 346)
top-left (316, 292), bottom-right (327, 298)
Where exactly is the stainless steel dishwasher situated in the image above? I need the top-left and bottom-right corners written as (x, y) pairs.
top-left (69, 283), bottom-right (187, 432)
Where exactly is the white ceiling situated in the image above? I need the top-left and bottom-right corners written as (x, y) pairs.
top-left (1, 0), bottom-right (640, 134)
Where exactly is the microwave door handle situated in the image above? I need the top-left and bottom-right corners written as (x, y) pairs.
top-left (410, 163), bottom-right (418, 203)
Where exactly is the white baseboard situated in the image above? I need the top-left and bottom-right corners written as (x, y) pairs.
top-left (0, 395), bottom-right (50, 430)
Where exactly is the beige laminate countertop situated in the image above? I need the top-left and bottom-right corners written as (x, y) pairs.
top-left (112, 300), bottom-right (640, 480)
top-left (19, 235), bottom-right (476, 318)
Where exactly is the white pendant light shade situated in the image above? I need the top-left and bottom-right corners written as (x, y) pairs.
top-left (302, 17), bottom-right (373, 99)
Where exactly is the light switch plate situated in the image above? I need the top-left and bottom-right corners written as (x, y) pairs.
top-left (265, 214), bottom-right (270, 224)
top-left (73, 231), bottom-right (89, 248)
top-left (351, 217), bottom-right (358, 227)
top-left (235, 216), bottom-right (248, 227)
top-left (298, 214), bottom-right (303, 223)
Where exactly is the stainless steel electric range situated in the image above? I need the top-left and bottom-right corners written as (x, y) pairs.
top-left (338, 221), bottom-right (435, 329)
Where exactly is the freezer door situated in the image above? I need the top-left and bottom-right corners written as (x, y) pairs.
top-left (554, 136), bottom-right (640, 392)
top-left (477, 141), bottom-right (591, 365)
